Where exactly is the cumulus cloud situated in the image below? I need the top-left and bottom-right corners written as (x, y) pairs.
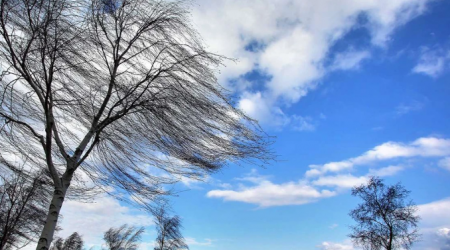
top-left (317, 198), bottom-right (450, 250)
top-left (60, 197), bottom-right (153, 246)
top-left (368, 165), bottom-right (405, 177)
top-left (312, 174), bottom-right (368, 188)
top-left (412, 47), bottom-right (450, 78)
top-left (412, 198), bottom-right (450, 249)
top-left (191, 0), bottom-right (433, 128)
top-left (21, 195), bottom-right (154, 250)
top-left (418, 198), bottom-right (450, 230)
top-left (207, 179), bottom-right (336, 208)
top-left (207, 137), bottom-right (449, 207)
top-left (306, 137), bottom-right (450, 177)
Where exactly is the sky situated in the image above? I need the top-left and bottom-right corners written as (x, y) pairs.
top-left (30, 0), bottom-right (450, 249)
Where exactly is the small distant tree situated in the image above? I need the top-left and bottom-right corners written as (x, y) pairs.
top-left (349, 177), bottom-right (420, 250)
top-left (153, 206), bottom-right (188, 250)
top-left (103, 224), bottom-right (144, 250)
top-left (50, 232), bottom-right (83, 250)
top-left (0, 170), bottom-right (51, 250)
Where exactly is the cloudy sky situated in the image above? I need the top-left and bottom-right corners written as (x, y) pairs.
top-left (46, 0), bottom-right (450, 249)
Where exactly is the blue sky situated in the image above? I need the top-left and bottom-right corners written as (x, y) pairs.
top-left (45, 0), bottom-right (450, 249)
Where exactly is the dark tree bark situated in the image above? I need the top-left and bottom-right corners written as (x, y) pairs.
top-left (0, 0), bottom-right (273, 249)
top-left (349, 177), bottom-right (420, 250)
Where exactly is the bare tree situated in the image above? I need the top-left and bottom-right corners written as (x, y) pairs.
top-left (349, 177), bottom-right (420, 250)
top-left (0, 0), bottom-right (272, 249)
top-left (153, 206), bottom-right (188, 250)
top-left (103, 225), bottom-right (144, 250)
top-left (0, 169), bottom-right (51, 250)
top-left (50, 232), bottom-right (83, 250)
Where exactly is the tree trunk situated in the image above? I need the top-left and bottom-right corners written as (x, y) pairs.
top-left (387, 229), bottom-right (393, 250)
top-left (36, 187), bottom-right (66, 250)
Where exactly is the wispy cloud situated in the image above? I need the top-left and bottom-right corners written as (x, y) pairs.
top-left (395, 101), bottom-right (424, 115)
top-left (412, 47), bottom-right (449, 78)
top-left (438, 157), bottom-right (450, 172)
top-left (291, 115), bottom-right (317, 132)
top-left (330, 50), bottom-right (371, 71)
top-left (317, 240), bottom-right (356, 250)
top-left (185, 238), bottom-right (215, 247)
top-left (329, 224), bottom-right (339, 229)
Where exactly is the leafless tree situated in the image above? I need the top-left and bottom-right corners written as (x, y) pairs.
top-left (0, 0), bottom-right (273, 249)
top-left (103, 225), bottom-right (144, 250)
top-left (153, 206), bottom-right (188, 250)
top-left (349, 177), bottom-right (420, 250)
top-left (50, 232), bottom-right (83, 250)
top-left (0, 169), bottom-right (51, 250)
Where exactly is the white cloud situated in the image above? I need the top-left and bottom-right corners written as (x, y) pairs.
top-left (191, 0), bottom-right (433, 127)
top-left (396, 101), bottom-right (424, 115)
top-left (412, 47), bottom-right (449, 78)
top-left (207, 178), bottom-right (336, 208)
top-left (57, 195), bottom-right (153, 248)
top-left (413, 198), bottom-right (450, 249)
top-left (438, 157), bottom-right (450, 171)
top-left (185, 238), bottom-right (214, 247)
top-left (317, 198), bottom-right (450, 250)
top-left (291, 115), bottom-right (316, 132)
top-left (331, 50), bottom-right (371, 71)
top-left (313, 174), bottom-right (368, 188)
top-left (208, 137), bottom-right (450, 207)
top-left (317, 240), bottom-right (356, 250)
top-left (368, 165), bottom-right (405, 177)
top-left (237, 92), bottom-right (319, 131)
top-left (437, 228), bottom-right (450, 238)
top-left (237, 91), bottom-right (289, 128)
top-left (418, 198), bottom-right (450, 230)
top-left (307, 137), bottom-right (450, 177)
top-left (21, 195), bottom-right (154, 250)
top-left (329, 224), bottom-right (339, 229)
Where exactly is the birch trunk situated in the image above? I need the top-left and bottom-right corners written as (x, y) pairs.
top-left (36, 166), bottom-right (74, 250)
top-left (36, 187), bottom-right (66, 250)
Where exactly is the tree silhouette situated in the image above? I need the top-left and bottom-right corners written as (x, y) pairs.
top-left (153, 206), bottom-right (188, 250)
top-left (0, 0), bottom-right (273, 248)
top-left (50, 232), bottom-right (83, 250)
top-left (103, 225), bottom-right (144, 250)
top-left (349, 177), bottom-right (420, 250)
top-left (0, 169), bottom-right (51, 250)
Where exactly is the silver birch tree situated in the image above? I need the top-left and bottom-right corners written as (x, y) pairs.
top-left (0, 0), bottom-right (272, 249)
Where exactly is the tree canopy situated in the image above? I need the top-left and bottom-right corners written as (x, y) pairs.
top-left (349, 177), bottom-right (420, 250)
top-left (0, 0), bottom-right (273, 248)
top-left (0, 169), bottom-right (50, 250)
top-left (153, 206), bottom-right (188, 250)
